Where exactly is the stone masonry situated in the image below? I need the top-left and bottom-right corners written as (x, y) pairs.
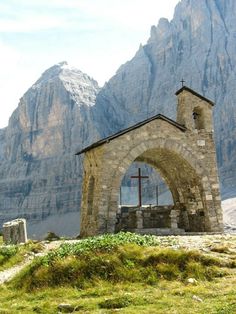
top-left (116, 205), bottom-right (173, 230)
top-left (77, 86), bottom-right (223, 237)
top-left (3, 218), bottom-right (27, 244)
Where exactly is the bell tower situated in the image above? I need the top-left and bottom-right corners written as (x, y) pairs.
top-left (175, 86), bottom-right (214, 133)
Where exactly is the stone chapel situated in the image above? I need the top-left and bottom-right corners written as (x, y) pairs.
top-left (76, 86), bottom-right (223, 237)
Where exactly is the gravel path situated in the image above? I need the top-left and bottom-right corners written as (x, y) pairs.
top-left (176, 234), bottom-right (236, 251)
top-left (0, 240), bottom-right (63, 285)
top-left (0, 257), bottom-right (33, 284)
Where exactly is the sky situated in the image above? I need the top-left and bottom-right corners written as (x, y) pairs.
top-left (0, 0), bottom-right (179, 128)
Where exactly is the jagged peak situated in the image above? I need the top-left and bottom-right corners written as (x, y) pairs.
top-left (158, 17), bottom-right (170, 28)
top-left (148, 18), bottom-right (171, 44)
top-left (30, 62), bottom-right (99, 91)
top-left (16, 61), bottom-right (100, 111)
top-left (58, 61), bottom-right (68, 67)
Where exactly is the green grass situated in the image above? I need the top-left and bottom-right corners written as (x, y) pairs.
top-left (50, 231), bottom-right (161, 258)
top-left (210, 244), bottom-right (231, 254)
top-left (10, 233), bottom-right (234, 291)
top-left (0, 240), bottom-right (44, 271)
top-left (12, 244), bottom-right (232, 292)
top-left (0, 233), bottom-right (235, 313)
top-left (0, 279), bottom-right (236, 313)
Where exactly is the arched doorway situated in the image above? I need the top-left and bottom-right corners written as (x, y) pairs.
top-left (116, 162), bottom-right (174, 233)
top-left (107, 145), bottom-right (209, 234)
top-left (119, 162), bottom-right (173, 207)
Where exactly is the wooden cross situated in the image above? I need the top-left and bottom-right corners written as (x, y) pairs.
top-left (131, 168), bottom-right (149, 207)
top-left (180, 78), bottom-right (185, 87)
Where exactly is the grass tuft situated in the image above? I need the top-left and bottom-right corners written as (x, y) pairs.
top-left (210, 244), bottom-right (231, 254)
top-left (99, 295), bottom-right (132, 309)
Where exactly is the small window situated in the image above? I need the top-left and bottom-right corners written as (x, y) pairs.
top-left (87, 176), bottom-right (95, 215)
top-left (193, 107), bottom-right (204, 129)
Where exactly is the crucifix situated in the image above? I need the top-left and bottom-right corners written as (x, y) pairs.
top-left (180, 78), bottom-right (185, 87)
top-left (131, 168), bottom-right (149, 207)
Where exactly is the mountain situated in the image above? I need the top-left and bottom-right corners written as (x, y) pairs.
top-left (93, 0), bottom-right (236, 199)
top-left (1, 0), bottom-right (236, 237)
top-left (0, 62), bottom-right (100, 238)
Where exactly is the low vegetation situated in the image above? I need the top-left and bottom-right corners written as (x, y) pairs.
top-left (44, 231), bottom-right (61, 241)
top-left (12, 244), bottom-right (234, 292)
top-left (0, 240), bottom-right (44, 271)
top-left (0, 232), bottom-right (235, 313)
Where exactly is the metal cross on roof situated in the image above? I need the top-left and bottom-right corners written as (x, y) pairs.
top-left (180, 78), bottom-right (185, 87)
top-left (131, 168), bottom-right (149, 207)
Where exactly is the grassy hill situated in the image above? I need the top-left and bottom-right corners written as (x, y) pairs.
top-left (0, 232), bottom-right (235, 313)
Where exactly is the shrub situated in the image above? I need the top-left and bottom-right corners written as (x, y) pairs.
top-left (0, 246), bottom-right (18, 265)
top-left (44, 232), bottom-right (60, 241)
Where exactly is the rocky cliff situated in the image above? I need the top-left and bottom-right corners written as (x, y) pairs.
top-left (0, 62), bottom-right (100, 237)
top-left (93, 0), bottom-right (236, 198)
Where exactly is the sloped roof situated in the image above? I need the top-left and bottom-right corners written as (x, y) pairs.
top-left (175, 86), bottom-right (214, 106)
top-left (76, 114), bottom-right (186, 155)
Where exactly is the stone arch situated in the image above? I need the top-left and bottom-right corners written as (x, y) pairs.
top-left (105, 139), bottom-right (212, 233)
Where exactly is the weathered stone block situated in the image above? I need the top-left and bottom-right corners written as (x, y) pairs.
top-left (3, 218), bottom-right (27, 244)
top-left (197, 140), bottom-right (206, 146)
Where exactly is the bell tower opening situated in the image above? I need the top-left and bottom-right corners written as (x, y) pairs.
top-left (193, 107), bottom-right (204, 130)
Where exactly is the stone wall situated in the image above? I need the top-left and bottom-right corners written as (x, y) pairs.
top-left (116, 205), bottom-right (173, 231)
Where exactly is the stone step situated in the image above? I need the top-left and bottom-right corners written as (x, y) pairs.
top-left (128, 228), bottom-right (185, 235)
top-left (127, 229), bottom-right (223, 236)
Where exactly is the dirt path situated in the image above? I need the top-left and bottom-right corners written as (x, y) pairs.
top-left (0, 257), bottom-right (33, 284)
top-left (0, 240), bottom-right (64, 285)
